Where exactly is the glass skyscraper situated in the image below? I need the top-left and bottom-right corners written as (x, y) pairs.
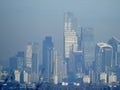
top-left (80, 27), bottom-right (95, 68)
top-left (95, 42), bottom-right (113, 74)
top-left (64, 12), bottom-right (78, 59)
top-left (32, 43), bottom-right (40, 82)
top-left (42, 36), bottom-right (54, 82)
top-left (108, 37), bottom-right (120, 67)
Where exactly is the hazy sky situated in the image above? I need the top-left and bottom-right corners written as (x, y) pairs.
top-left (0, 0), bottom-right (120, 65)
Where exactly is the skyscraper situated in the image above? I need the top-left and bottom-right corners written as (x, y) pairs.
top-left (108, 37), bottom-right (120, 67)
top-left (64, 12), bottom-right (78, 59)
top-left (80, 27), bottom-right (95, 68)
top-left (25, 43), bottom-right (32, 69)
top-left (9, 56), bottom-right (17, 71)
top-left (25, 43), bottom-right (40, 82)
top-left (16, 51), bottom-right (24, 71)
top-left (32, 43), bottom-right (40, 82)
top-left (42, 36), bottom-right (54, 82)
top-left (95, 42), bottom-right (113, 74)
top-left (69, 51), bottom-right (84, 77)
top-left (52, 48), bottom-right (58, 84)
top-left (52, 49), bottom-right (67, 84)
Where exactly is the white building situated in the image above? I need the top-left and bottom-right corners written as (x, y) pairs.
top-left (64, 12), bottom-right (78, 59)
top-left (100, 72), bottom-right (107, 84)
top-left (108, 73), bottom-right (117, 84)
top-left (83, 75), bottom-right (90, 84)
top-left (26, 44), bottom-right (32, 68)
top-left (14, 70), bottom-right (20, 82)
top-left (23, 70), bottom-right (29, 83)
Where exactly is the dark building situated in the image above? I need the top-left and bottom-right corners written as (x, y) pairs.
top-left (16, 51), bottom-right (24, 71)
top-left (42, 36), bottom-right (54, 82)
top-left (68, 50), bottom-right (84, 82)
top-left (95, 42), bottom-right (113, 82)
top-left (32, 43), bottom-right (40, 82)
top-left (80, 27), bottom-right (95, 69)
top-left (9, 51), bottom-right (24, 71)
top-left (9, 56), bottom-right (17, 71)
top-left (108, 37), bottom-right (120, 67)
top-left (95, 42), bottom-right (113, 73)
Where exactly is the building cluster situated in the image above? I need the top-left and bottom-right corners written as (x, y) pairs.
top-left (0, 12), bottom-right (120, 88)
top-left (63, 12), bottom-right (120, 85)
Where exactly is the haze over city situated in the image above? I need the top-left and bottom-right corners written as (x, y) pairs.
top-left (1, 0), bottom-right (120, 90)
top-left (0, 0), bottom-right (120, 65)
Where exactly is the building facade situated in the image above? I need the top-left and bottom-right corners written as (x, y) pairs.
top-left (108, 37), bottom-right (120, 67)
top-left (64, 12), bottom-right (78, 59)
top-left (80, 27), bottom-right (95, 68)
top-left (95, 42), bottom-right (113, 74)
top-left (42, 36), bottom-right (54, 82)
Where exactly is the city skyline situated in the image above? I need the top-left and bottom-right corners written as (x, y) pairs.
top-left (1, 1), bottom-right (120, 89)
top-left (0, 0), bottom-right (120, 66)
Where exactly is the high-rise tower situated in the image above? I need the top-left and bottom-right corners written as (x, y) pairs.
top-left (42, 36), bottom-right (54, 82)
top-left (25, 43), bottom-right (32, 69)
top-left (32, 43), bottom-right (40, 82)
top-left (95, 42), bottom-right (113, 74)
top-left (64, 12), bottom-right (78, 59)
top-left (25, 43), bottom-right (40, 82)
top-left (108, 37), bottom-right (120, 67)
top-left (80, 27), bottom-right (95, 68)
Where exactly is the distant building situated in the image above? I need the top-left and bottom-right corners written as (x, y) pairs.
top-left (64, 12), bottom-right (78, 59)
top-left (14, 70), bottom-right (20, 82)
top-left (52, 48), bottom-right (58, 84)
top-left (108, 37), bottom-right (120, 67)
top-left (23, 70), bottom-right (29, 83)
top-left (42, 36), bottom-right (54, 82)
top-left (95, 42), bottom-right (113, 74)
top-left (83, 75), bottom-right (90, 84)
top-left (108, 73), bottom-right (117, 84)
top-left (9, 56), bottom-right (17, 70)
top-left (25, 43), bottom-right (32, 69)
top-left (69, 50), bottom-right (84, 79)
top-left (52, 49), bottom-right (68, 84)
top-left (24, 43), bottom-right (41, 82)
top-left (9, 51), bottom-right (24, 71)
top-left (61, 61), bottom-right (68, 81)
top-left (16, 51), bottom-right (24, 71)
top-left (80, 27), bottom-right (95, 68)
top-left (0, 71), bottom-right (8, 81)
top-left (100, 72), bottom-right (107, 84)
top-left (32, 43), bottom-right (40, 82)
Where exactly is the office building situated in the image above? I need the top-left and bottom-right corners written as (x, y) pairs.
top-left (108, 73), bottom-right (117, 84)
top-left (23, 70), bottom-right (29, 83)
top-left (14, 70), bottom-right (20, 82)
top-left (16, 51), bottom-right (24, 71)
top-left (64, 12), bottom-right (78, 59)
top-left (100, 72), bottom-right (107, 84)
top-left (95, 42), bottom-right (113, 74)
top-left (9, 56), bottom-right (17, 70)
top-left (25, 43), bottom-right (32, 69)
top-left (42, 36), bottom-right (54, 82)
top-left (80, 27), bottom-right (95, 68)
top-left (25, 43), bottom-right (41, 82)
top-left (32, 43), bottom-right (40, 82)
top-left (52, 48), bottom-right (58, 84)
top-left (69, 50), bottom-right (84, 78)
top-left (108, 37), bottom-right (120, 67)
top-left (83, 75), bottom-right (90, 84)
